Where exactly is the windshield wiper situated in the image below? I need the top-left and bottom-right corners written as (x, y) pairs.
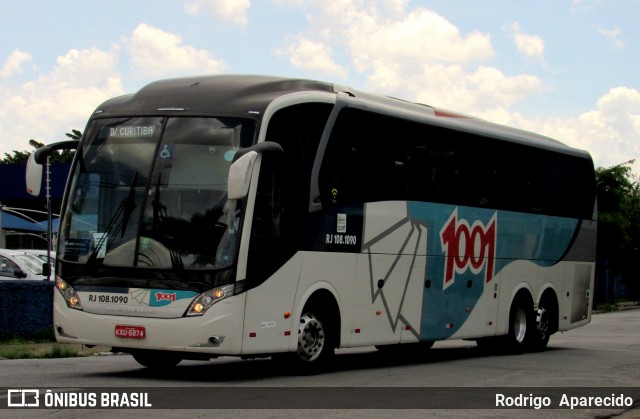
top-left (121, 172), bottom-right (138, 237)
top-left (150, 173), bottom-right (184, 270)
top-left (87, 172), bottom-right (138, 265)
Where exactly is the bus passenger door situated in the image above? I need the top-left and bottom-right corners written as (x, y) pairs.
top-left (242, 152), bottom-right (299, 354)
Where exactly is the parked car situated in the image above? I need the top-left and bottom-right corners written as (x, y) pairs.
top-left (18, 249), bottom-right (56, 263)
top-left (18, 249), bottom-right (56, 276)
top-left (0, 249), bottom-right (49, 280)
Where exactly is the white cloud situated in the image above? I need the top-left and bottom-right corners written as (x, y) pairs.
top-left (0, 23), bottom-right (233, 156)
top-left (598, 27), bottom-right (624, 49)
top-left (128, 23), bottom-right (228, 78)
top-left (504, 22), bottom-right (545, 61)
top-left (274, 36), bottom-right (347, 78)
top-left (502, 87), bottom-right (640, 173)
top-left (276, 2), bottom-right (543, 116)
top-left (185, 0), bottom-right (251, 26)
top-left (571, 0), bottom-right (597, 12)
top-left (296, 3), bottom-right (494, 72)
top-left (0, 47), bottom-right (123, 154)
top-left (365, 63), bottom-right (542, 116)
top-left (277, 2), bottom-right (500, 96)
top-left (0, 49), bottom-right (32, 79)
top-left (347, 8), bottom-right (494, 72)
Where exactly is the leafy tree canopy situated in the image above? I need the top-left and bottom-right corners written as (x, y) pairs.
top-left (0, 130), bottom-right (80, 164)
top-left (595, 160), bottom-right (640, 300)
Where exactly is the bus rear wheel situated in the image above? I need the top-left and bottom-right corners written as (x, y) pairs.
top-left (530, 306), bottom-right (552, 352)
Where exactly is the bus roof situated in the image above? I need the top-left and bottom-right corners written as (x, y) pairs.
top-left (94, 75), bottom-right (336, 118)
top-left (92, 74), bottom-right (591, 160)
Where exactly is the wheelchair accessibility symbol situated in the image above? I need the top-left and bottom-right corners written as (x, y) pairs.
top-left (159, 144), bottom-right (174, 159)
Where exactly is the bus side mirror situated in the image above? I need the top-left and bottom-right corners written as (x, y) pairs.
top-left (26, 152), bottom-right (43, 196)
top-left (227, 142), bottom-right (284, 200)
top-left (42, 263), bottom-right (51, 277)
top-left (25, 139), bottom-right (79, 197)
top-left (228, 151), bottom-right (258, 200)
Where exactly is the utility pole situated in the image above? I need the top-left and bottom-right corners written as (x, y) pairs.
top-left (45, 157), bottom-right (52, 281)
top-left (0, 202), bottom-right (5, 248)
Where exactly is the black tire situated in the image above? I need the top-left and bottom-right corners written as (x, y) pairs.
top-left (505, 294), bottom-right (535, 354)
top-left (530, 304), bottom-right (554, 352)
top-left (292, 311), bottom-right (335, 374)
top-left (297, 312), bottom-right (334, 361)
top-left (131, 350), bottom-right (182, 369)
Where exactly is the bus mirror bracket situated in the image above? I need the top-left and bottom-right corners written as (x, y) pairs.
top-left (228, 142), bottom-right (283, 200)
top-left (26, 140), bottom-right (79, 197)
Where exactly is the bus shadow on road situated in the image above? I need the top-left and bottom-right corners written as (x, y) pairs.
top-left (89, 342), bottom-right (565, 382)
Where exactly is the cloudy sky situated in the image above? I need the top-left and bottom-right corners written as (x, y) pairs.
top-left (1, 0), bottom-right (638, 173)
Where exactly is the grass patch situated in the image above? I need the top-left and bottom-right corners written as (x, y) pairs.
top-left (0, 343), bottom-right (80, 360)
top-left (0, 327), bottom-right (56, 344)
top-left (595, 303), bottom-right (618, 312)
top-left (43, 345), bottom-right (80, 359)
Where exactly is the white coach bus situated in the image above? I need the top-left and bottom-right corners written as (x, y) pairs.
top-left (26, 75), bottom-right (597, 370)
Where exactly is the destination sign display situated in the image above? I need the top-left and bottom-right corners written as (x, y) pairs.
top-left (108, 126), bottom-right (156, 138)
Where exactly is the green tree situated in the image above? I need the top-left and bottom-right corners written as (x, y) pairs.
top-left (595, 160), bottom-right (640, 302)
top-left (0, 131), bottom-right (80, 164)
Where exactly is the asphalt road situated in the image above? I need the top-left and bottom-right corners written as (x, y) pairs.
top-left (1, 309), bottom-right (638, 418)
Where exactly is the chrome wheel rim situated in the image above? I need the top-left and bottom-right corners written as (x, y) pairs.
top-left (297, 313), bottom-right (324, 362)
top-left (536, 307), bottom-right (549, 339)
top-left (513, 306), bottom-right (528, 344)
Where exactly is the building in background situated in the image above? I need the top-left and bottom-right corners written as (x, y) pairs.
top-left (0, 163), bottom-right (69, 249)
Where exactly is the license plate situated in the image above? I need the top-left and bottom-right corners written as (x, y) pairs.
top-left (115, 325), bottom-right (146, 339)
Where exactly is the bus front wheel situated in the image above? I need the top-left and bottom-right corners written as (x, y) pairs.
top-left (296, 312), bottom-right (334, 364)
top-left (131, 350), bottom-right (182, 369)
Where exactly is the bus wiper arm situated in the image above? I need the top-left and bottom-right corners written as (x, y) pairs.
top-left (86, 172), bottom-right (138, 265)
top-left (150, 174), bottom-right (184, 270)
top-left (120, 172), bottom-right (138, 237)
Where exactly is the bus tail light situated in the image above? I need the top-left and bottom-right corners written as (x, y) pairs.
top-left (55, 276), bottom-right (84, 311)
top-left (185, 284), bottom-right (235, 317)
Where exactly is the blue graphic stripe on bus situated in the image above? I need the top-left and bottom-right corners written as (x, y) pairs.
top-left (149, 290), bottom-right (198, 307)
top-left (406, 202), bottom-right (579, 341)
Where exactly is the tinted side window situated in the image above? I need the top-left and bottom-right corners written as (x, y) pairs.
top-left (246, 103), bottom-right (333, 284)
top-left (0, 256), bottom-right (19, 277)
top-left (319, 108), bottom-right (595, 219)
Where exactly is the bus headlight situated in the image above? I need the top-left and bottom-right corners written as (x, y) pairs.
top-left (55, 276), bottom-right (84, 311)
top-left (185, 284), bottom-right (235, 317)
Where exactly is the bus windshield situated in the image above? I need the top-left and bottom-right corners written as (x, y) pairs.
top-left (59, 116), bottom-right (255, 269)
